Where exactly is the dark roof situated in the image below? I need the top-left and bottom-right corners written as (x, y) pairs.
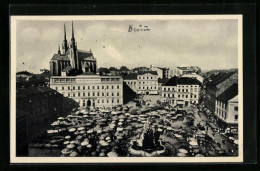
top-left (207, 72), bottom-right (236, 86)
top-left (163, 76), bottom-right (201, 86)
top-left (16, 71), bottom-right (33, 75)
top-left (216, 83), bottom-right (238, 103)
top-left (77, 50), bottom-right (96, 61)
top-left (51, 49), bottom-right (96, 61)
top-left (123, 73), bottom-right (138, 80)
top-left (177, 67), bottom-right (190, 71)
top-left (17, 86), bottom-right (59, 97)
top-left (138, 71), bottom-right (158, 75)
top-left (158, 78), bottom-right (169, 84)
top-left (51, 54), bottom-right (70, 61)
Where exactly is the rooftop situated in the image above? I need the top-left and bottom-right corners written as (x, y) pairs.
top-left (123, 73), bottom-right (138, 80)
top-left (216, 83), bottom-right (238, 103)
top-left (138, 71), bottom-right (158, 75)
top-left (207, 72), bottom-right (236, 86)
top-left (163, 76), bottom-right (201, 86)
top-left (17, 86), bottom-right (59, 97)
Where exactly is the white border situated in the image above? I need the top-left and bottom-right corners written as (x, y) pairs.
top-left (10, 15), bottom-right (243, 163)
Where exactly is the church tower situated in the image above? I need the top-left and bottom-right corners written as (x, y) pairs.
top-left (62, 23), bottom-right (68, 54)
top-left (68, 21), bottom-right (79, 70)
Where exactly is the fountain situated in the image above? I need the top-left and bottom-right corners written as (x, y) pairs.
top-left (129, 119), bottom-right (166, 156)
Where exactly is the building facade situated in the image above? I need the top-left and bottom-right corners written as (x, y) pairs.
top-left (50, 22), bottom-right (97, 76)
top-left (161, 76), bottom-right (201, 107)
top-left (204, 71), bottom-right (238, 113)
top-left (50, 74), bottom-right (123, 108)
top-left (215, 83), bottom-right (238, 133)
top-left (137, 71), bottom-right (158, 95)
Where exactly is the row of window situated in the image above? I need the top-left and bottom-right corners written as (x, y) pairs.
top-left (163, 94), bottom-right (197, 98)
top-left (101, 78), bottom-right (120, 82)
top-left (163, 88), bottom-right (198, 92)
top-left (56, 85), bottom-right (120, 91)
top-left (66, 92), bottom-right (121, 97)
top-left (216, 108), bottom-right (238, 120)
top-left (138, 76), bottom-right (157, 80)
top-left (138, 86), bottom-right (157, 90)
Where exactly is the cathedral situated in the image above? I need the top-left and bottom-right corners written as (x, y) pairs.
top-left (50, 22), bottom-right (97, 76)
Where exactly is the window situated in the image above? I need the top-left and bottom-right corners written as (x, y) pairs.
top-left (83, 93), bottom-right (85, 96)
top-left (234, 106), bottom-right (238, 111)
top-left (107, 86), bottom-right (109, 89)
top-left (102, 100), bottom-right (104, 103)
top-left (168, 94), bottom-right (170, 97)
top-left (78, 93), bottom-right (80, 97)
top-left (97, 92), bottom-right (100, 96)
top-left (117, 85), bottom-right (120, 89)
top-left (107, 99), bottom-right (109, 103)
top-left (186, 95), bottom-right (188, 98)
top-left (194, 95), bottom-right (197, 98)
top-left (68, 86), bottom-right (70, 90)
top-left (178, 95), bottom-right (180, 98)
top-left (68, 93), bottom-right (70, 97)
top-left (112, 99), bottom-right (114, 103)
top-left (88, 86), bottom-right (90, 89)
top-left (97, 86), bottom-right (99, 89)
top-left (78, 86), bottom-right (80, 90)
top-left (117, 99), bottom-right (120, 103)
top-left (88, 92), bottom-right (90, 96)
top-left (117, 92), bottom-right (120, 96)
top-left (73, 86), bottom-right (75, 90)
top-left (92, 92), bottom-right (95, 96)
top-left (73, 93), bottom-right (75, 97)
top-left (62, 86), bottom-right (64, 90)
top-left (102, 93), bottom-right (104, 96)
top-left (112, 93), bottom-right (114, 96)
top-left (112, 86), bottom-right (114, 89)
top-left (151, 77), bottom-right (153, 79)
top-left (164, 94), bottom-right (166, 97)
top-left (235, 115), bottom-right (238, 120)
top-left (151, 87), bottom-right (153, 89)
top-left (107, 93), bottom-right (109, 96)
top-left (55, 87), bottom-right (58, 90)
top-left (92, 86), bottom-right (95, 89)
top-left (102, 86), bottom-right (104, 89)
top-left (97, 100), bottom-right (99, 103)
top-left (83, 86), bottom-right (85, 90)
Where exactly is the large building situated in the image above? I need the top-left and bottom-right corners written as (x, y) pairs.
top-left (50, 22), bottom-right (97, 76)
top-left (123, 71), bottom-right (158, 95)
top-left (50, 74), bottom-right (123, 108)
top-left (215, 83), bottom-right (238, 133)
top-left (204, 71), bottom-right (238, 113)
top-left (161, 76), bottom-right (201, 107)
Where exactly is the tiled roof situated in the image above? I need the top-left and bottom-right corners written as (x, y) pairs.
top-left (123, 73), bottom-right (138, 80)
top-left (51, 54), bottom-right (70, 61)
top-left (163, 76), bottom-right (201, 86)
top-left (216, 83), bottom-right (238, 103)
top-left (51, 49), bottom-right (96, 61)
top-left (207, 72), bottom-right (236, 86)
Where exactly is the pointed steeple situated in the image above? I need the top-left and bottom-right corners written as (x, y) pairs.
top-left (71, 21), bottom-right (75, 41)
top-left (62, 23), bottom-right (68, 54)
top-left (64, 23), bottom-right (67, 41)
top-left (58, 45), bottom-right (61, 54)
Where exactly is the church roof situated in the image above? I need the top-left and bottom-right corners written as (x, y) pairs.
top-left (51, 54), bottom-right (70, 61)
top-left (78, 50), bottom-right (96, 61)
top-left (51, 50), bottom-right (96, 62)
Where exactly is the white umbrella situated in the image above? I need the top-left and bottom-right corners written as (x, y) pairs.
top-left (107, 151), bottom-right (118, 157)
top-left (179, 149), bottom-right (188, 154)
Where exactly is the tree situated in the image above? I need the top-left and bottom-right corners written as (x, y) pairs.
top-left (109, 67), bottom-right (118, 72)
top-left (98, 67), bottom-right (110, 75)
top-left (119, 66), bottom-right (129, 72)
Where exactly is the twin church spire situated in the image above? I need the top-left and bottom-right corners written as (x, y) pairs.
top-left (59, 21), bottom-right (76, 55)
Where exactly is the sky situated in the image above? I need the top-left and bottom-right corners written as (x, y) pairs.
top-left (15, 18), bottom-right (239, 73)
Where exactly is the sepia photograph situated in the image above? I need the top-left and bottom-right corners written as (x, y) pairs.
top-left (10, 15), bottom-right (243, 163)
